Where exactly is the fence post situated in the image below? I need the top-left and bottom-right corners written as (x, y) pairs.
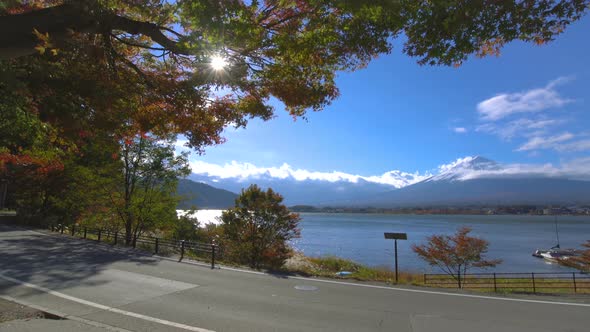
top-left (493, 273), bottom-right (497, 292)
top-left (573, 272), bottom-right (577, 293)
top-left (71, 224), bottom-right (75, 236)
top-left (531, 272), bottom-right (536, 294)
top-left (83, 227), bottom-right (87, 239)
top-left (179, 240), bottom-right (185, 262)
top-left (97, 229), bottom-right (102, 242)
top-left (60, 224), bottom-right (64, 234)
top-left (155, 238), bottom-right (159, 254)
top-left (133, 236), bottom-right (137, 249)
top-left (114, 232), bottom-right (118, 245)
top-left (423, 274), bottom-right (426, 285)
top-left (211, 242), bottom-right (216, 269)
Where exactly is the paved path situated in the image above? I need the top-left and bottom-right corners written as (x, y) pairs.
top-left (0, 224), bottom-right (589, 331)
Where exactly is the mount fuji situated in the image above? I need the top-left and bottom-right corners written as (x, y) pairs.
top-left (348, 156), bottom-right (590, 207)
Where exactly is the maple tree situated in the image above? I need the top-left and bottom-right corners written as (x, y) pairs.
top-left (413, 227), bottom-right (502, 288)
top-left (221, 185), bottom-right (300, 269)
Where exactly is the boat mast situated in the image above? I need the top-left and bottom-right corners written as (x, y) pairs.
top-left (554, 215), bottom-right (560, 249)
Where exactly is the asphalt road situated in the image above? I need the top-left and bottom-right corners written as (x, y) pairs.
top-left (0, 224), bottom-right (589, 332)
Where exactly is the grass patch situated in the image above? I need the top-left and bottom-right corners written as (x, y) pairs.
top-left (284, 254), bottom-right (423, 285)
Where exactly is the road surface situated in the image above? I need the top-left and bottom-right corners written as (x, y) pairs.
top-left (0, 224), bottom-right (589, 331)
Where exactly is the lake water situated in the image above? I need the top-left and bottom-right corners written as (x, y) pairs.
top-left (291, 213), bottom-right (590, 273)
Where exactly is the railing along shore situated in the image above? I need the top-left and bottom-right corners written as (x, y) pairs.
top-left (424, 272), bottom-right (590, 294)
top-left (48, 223), bottom-right (219, 269)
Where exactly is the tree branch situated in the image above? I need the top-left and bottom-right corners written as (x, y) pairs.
top-left (0, 3), bottom-right (191, 60)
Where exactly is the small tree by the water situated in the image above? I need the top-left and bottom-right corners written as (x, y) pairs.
top-left (221, 185), bottom-right (300, 269)
top-left (559, 240), bottom-right (590, 272)
top-left (170, 213), bottom-right (200, 242)
top-left (413, 227), bottom-right (501, 288)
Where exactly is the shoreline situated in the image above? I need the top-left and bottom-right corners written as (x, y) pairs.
top-left (290, 209), bottom-right (590, 216)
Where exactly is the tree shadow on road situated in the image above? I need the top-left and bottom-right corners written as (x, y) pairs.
top-left (0, 224), bottom-right (159, 295)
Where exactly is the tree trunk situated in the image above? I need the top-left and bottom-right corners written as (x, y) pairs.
top-left (125, 214), bottom-right (133, 246)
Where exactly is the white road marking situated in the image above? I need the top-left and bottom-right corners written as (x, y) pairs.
top-left (0, 273), bottom-right (215, 332)
top-left (0, 294), bottom-right (132, 332)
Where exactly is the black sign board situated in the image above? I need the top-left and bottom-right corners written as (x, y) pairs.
top-left (384, 232), bottom-right (408, 283)
top-left (384, 232), bottom-right (407, 240)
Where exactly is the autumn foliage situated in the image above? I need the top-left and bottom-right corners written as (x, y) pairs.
top-left (2, 1), bottom-right (588, 154)
top-left (413, 227), bottom-right (502, 288)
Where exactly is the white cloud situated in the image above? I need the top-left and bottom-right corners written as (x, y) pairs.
top-left (560, 157), bottom-right (590, 178)
top-left (189, 160), bottom-right (431, 188)
top-left (476, 118), bottom-right (564, 140)
top-left (516, 132), bottom-right (575, 151)
top-left (453, 127), bottom-right (467, 133)
top-left (437, 156), bottom-right (478, 173)
top-left (363, 170), bottom-right (432, 187)
top-left (554, 139), bottom-right (590, 152)
top-left (476, 77), bottom-right (573, 121)
top-left (454, 159), bottom-right (590, 181)
top-left (172, 139), bottom-right (192, 154)
top-left (434, 156), bottom-right (590, 181)
top-left (473, 77), bottom-right (587, 154)
top-left (174, 139), bottom-right (189, 149)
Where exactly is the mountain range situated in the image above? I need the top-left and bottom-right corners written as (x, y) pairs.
top-left (188, 173), bottom-right (396, 206)
top-left (176, 179), bottom-right (237, 209)
top-left (184, 156), bottom-right (590, 207)
top-left (351, 157), bottom-right (590, 207)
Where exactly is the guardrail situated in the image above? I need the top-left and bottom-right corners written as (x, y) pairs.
top-left (48, 223), bottom-right (219, 269)
top-left (424, 272), bottom-right (590, 294)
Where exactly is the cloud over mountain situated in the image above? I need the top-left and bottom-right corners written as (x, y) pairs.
top-left (189, 160), bottom-right (430, 188)
top-left (187, 156), bottom-right (590, 206)
top-left (429, 156), bottom-right (590, 182)
top-left (189, 156), bottom-right (590, 189)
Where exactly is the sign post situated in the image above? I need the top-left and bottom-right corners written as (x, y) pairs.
top-left (384, 232), bottom-right (407, 283)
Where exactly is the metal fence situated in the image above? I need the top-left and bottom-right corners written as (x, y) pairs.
top-left (49, 223), bottom-right (219, 269)
top-left (424, 272), bottom-right (590, 294)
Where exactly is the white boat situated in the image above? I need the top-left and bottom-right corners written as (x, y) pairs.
top-left (532, 249), bottom-right (549, 258)
top-left (532, 216), bottom-right (579, 261)
top-left (538, 248), bottom-right (580, 262)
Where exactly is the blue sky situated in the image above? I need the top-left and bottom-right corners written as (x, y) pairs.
top-left (182, 15), bottom-right (590, 182)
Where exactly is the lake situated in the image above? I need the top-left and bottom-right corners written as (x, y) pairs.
top-left (291, 213), bottom-right (590, 273)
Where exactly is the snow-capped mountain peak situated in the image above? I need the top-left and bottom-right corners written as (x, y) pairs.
top-left (426, 156), bottom-right (501, 182)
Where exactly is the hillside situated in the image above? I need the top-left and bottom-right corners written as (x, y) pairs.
top-left (176, 179), bottom-right (238, 209)
top-left (189, 174), bottom-right (396, 206)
